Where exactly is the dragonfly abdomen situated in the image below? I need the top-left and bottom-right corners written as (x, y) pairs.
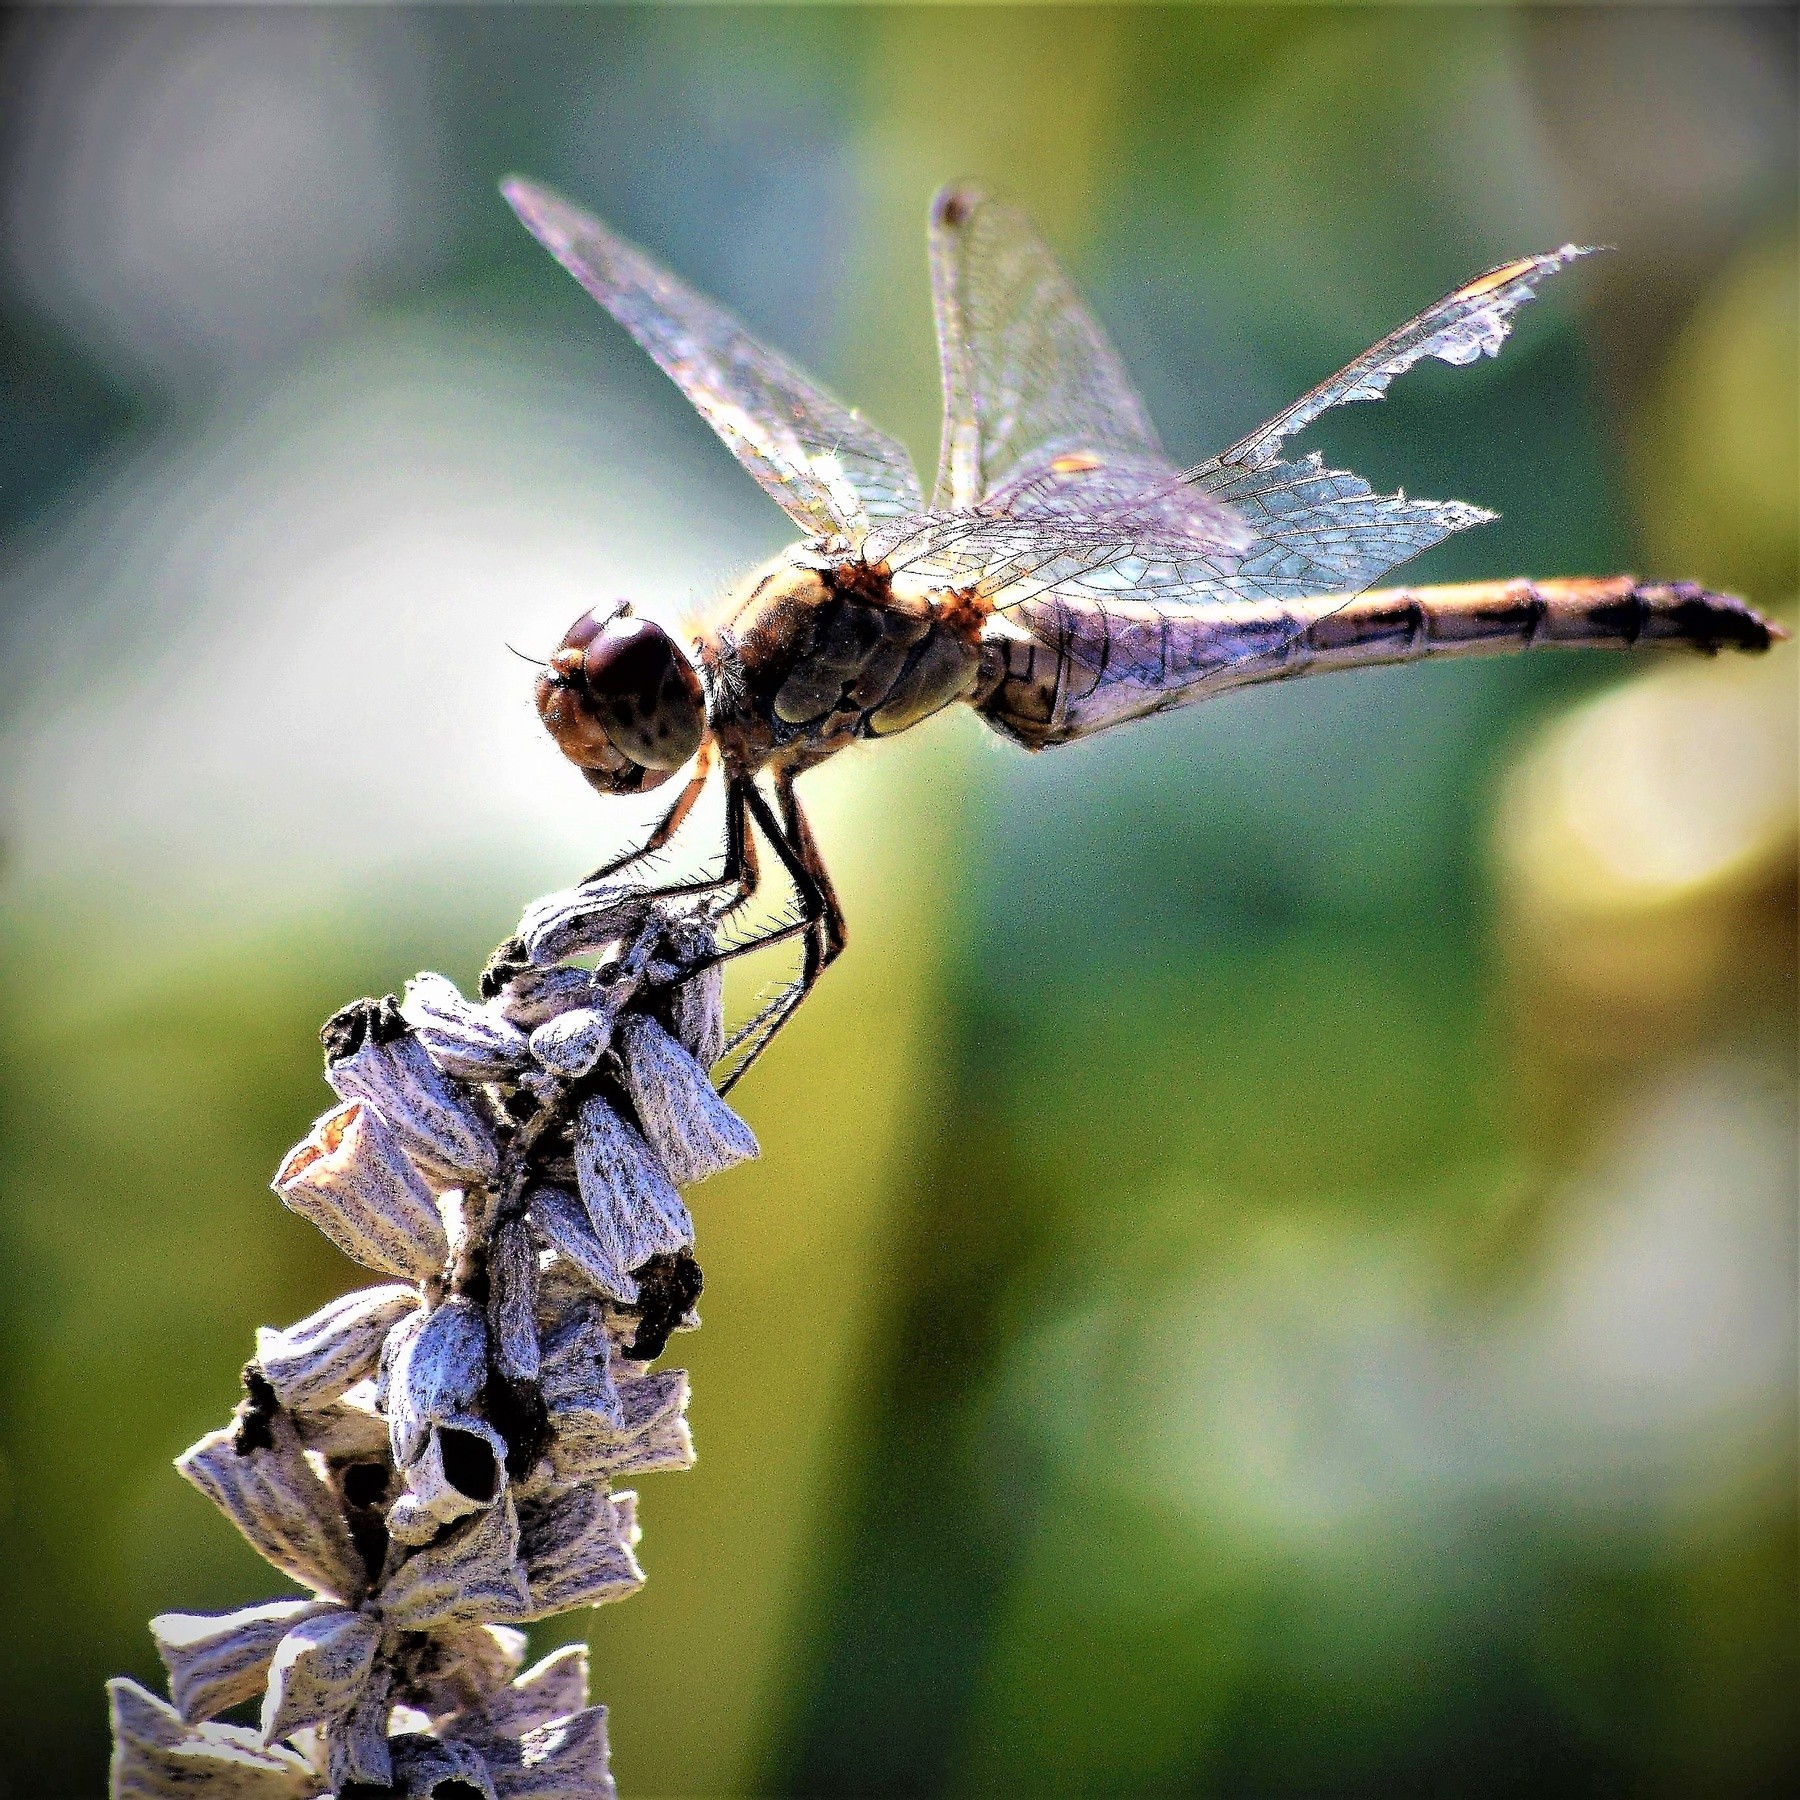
top-left (1289, 577), bottom-right (1777, 673)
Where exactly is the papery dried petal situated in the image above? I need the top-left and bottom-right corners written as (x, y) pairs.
top-left (497, 964), bottom-right (603, 1030)
top-left (515, 882), bottom-right (651, 967)
top-left (290, 1385), bottom-right (390, 1464)
top-left (489, 1214), bottom-right (541, 1383)
top-left (151, 1599), bottom-right (337, 1723)
top-left (254, 1286), bottom-right (418, 1412)
top-left (259, 1608), bottom-right (381, 1743)
top-left (324, 1663), bottom-right (393, 1790)
top-left (527, 1005), bottom-right (616, 1078)
top-left (379, 1495), bottom-right (530, 1629)
top-left (555, 1377), bottom-right (694, 1483)
top-left (388, 1732), bottom-right (500, 1800)
top-left (516, 1485), bottom-right (643, 1618)
top-left (388, 1416), bottom-right (509, 1547)
top-left (445, 1646), bottom-right (590, 1745)
top-left (108, 1678), bottom-right (324, 1799)
top-left (400, 1622), bottom-right (528, 1719)
top-left (572, 1099), bottom-right (692, 1300)
top-left (400, 972), bottom-right (530, 1081)
top-left (538, 1305), bottom-right (625, 1442)
top-left (616, 1013), bottom-right (758, 1185)
top-left (462, 1705), bottom-right (614, 1800)
top-left (178, 1417), bottom-right (366, 1602)
top-left (324, 1004), bottom-right (500, 1190)
top-left (385, 1296), bottom-right (489, 1469)
top-left (274, 1101), bottom-right (448, 1282)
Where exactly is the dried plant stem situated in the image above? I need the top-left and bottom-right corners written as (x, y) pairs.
top-left (109, 882), bottom-right (757, 1799)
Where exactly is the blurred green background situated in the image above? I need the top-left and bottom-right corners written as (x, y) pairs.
top-left (1, 6), bottom-right (1794, 1796)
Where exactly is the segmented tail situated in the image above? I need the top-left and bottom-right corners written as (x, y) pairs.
top-left (1290, 576), bottom-right (1781, 676)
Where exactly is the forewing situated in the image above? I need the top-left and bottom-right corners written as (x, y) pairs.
top-left (504, 177), bottom-right (922, 543)
top-left (927, 184), bottom-right (1246, 552)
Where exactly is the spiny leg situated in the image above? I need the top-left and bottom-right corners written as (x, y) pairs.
top-left (778, 771), bottom-right (848, 980)
top-left (583, 741), bottom-right (715, 885)
top-left (703, 779), bottom-right (831, 1093)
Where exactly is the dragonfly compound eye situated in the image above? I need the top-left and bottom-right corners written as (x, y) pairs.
top-left (536, 610), bottom-right (705, 793)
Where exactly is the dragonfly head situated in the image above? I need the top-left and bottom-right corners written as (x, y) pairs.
top-left (537, 605), bottom-right (707, 796)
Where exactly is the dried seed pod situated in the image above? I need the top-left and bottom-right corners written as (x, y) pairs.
top-left (178, 1415), bottom-right (366, 1603)
top-left (572, 1099), bottom-right (693, 1299)
top-left (274, 1101), bottom-right (449, 1282)
top-left (382, 1295), bottom-right (489, 1470)
top-left (379, 1496), bottom-right (530, 1630)
top-left (107, 1678), bottom-right (320, 1799)
top-left (527, 1186), bottom-right (628, 1303)
top-left (324, 1001), bottom-right (499, 1190)
top-left (388, 1415), bottom-right (509, 1547)
top-left (496, 964), bottom-right (602, 1031)
top-left (445, 1644), bottom-right (590, 1744)
top-left (150, 1598), bottom-right (336, 1723)
top-left (651, 913), bottom-right (725, 1068)
top-left (538, 1305), bottom-right (625, 1443)
top-left (400, 972), bottom-right (531, 1081)
top-left (560, 1365), bottom-right (694, 1482)
top-left (471, 1706), bottom-right (615, 1800)
top-left (516, 1485), bottom-right (643, 1617)
top-left (527, 1004), bottom-right (616, 1078)
top-left (259, 1607), bottom-right (381, 1743)
top-left (254, 1285), bottom-right (418, 1412)
top-left (488, 1213), bottom-right (541, 1383)
top-left (515, 882), bottom-right (652, 967)
top-left (325, 1663), bottom-right (394, 1790)
top-left (616, 1013), bottom-right (758, 1185)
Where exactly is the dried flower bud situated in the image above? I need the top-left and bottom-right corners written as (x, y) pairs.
top-left (150, 1599), bottom-right (336, 1723)
top-left (323, 999), bottom-right (499, 1190)
top-left (254, 1286), bottom-right (418, 1412)
top-left (488, 1214), bottom-right (541, 1383)
top-left (527, 1004), bottom-right (616, 1078)
top-left (399, 972), bottom-right (530, 1081)
top-left (515, 882), bottom-right (652, 967)
top-left (516, 1483), bottom-right (643, 1617)
top-left (259, 1607), bottom-right (381, 1744)
top-left (274, 1101), bottom-right (448, 1282)
top-left (388, 1732), bottom-right (499, 1799)
top-left (616, 1013), bottom-right (757, 1185)
top-left (382, 1296), bottom-right (489, 1470)
top-left (572, 1099), bottom-right (693, 1300)
top-left (107, 1678), bottom-right (320, 1799)
top-left (379, 1496), bottom-right (530, 1630)
top-left (178, 1415), bottom-right (366, 1602)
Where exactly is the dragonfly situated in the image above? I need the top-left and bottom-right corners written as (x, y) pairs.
top-left (502, 176), bottom-right (1780, 1090)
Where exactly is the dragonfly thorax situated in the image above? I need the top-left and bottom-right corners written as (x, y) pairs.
top-left (700, 549), bottom-right (995, 774)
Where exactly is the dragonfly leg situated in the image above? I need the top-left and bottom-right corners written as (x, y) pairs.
top-left (695, 778), bottom-right (831, 1093)
top-left (582, 742), bottom-right (715, 885)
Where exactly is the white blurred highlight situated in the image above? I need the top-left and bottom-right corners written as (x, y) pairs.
top-left (0, 321), bottom-right (784, 928)
top-left (2, 8), bottom-right (441, 395)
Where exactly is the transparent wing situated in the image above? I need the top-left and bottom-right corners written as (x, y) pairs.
top-left (504, 177), bottom-right (923, 544)
top-left (927, 184), bottom-right (1247, 552)
top-left (881, 245), bottom-right (1595, 742)
top-left (1201, 245), bottom-right (1596, 478)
